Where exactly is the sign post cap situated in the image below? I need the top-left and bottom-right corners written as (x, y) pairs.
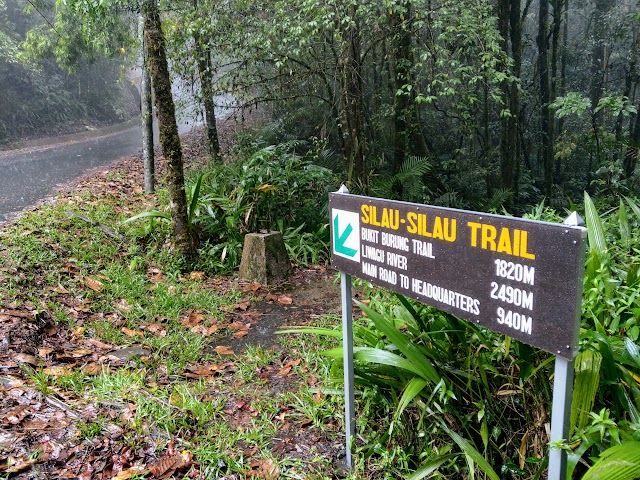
top-left (564, 212), bottom-right (585, 227)
top-left (337, 184), bottom-right (350, 194)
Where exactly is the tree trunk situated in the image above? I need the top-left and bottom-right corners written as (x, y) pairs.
top-left (617, 28), bottom-right (638, 147)
top-left (537, 0), bottom-right (553, 197)
top-left (556, 0), bottom-right (569, 179)
top-left (143, 0), bottom-right (194, 263)
top-left (391, 3), bottom-right (428, 175)
top-left (193, 0), bottom-right (220, 159)
top-left (341, 4), bottom-right (366, 187)
top-left (139, 14), bottom-right (155, 194)
top-left (497, 0), bottom-right (522, 204)
top-left (625, 107), bottom-right (640, 178)
top-left (589, 0), bottom-right (613, 127)
top-left (550, 0), bottom-right (563, 182)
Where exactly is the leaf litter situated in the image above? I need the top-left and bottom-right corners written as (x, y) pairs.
top-left (0, 127), bottom-right (349, 478)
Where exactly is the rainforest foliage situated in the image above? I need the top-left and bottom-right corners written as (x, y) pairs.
top-left (3, 0), bottom-right (640, 477)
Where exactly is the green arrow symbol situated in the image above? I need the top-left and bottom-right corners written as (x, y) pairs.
top-left (334, 214), bottom-right (358, 257)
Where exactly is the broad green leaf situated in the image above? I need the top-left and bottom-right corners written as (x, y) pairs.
top-left (567, 432), bottom-right (601, 479)
top-left (123, 210), bottom-right (171, 224)
top-left (624, 337), bottom-right (640, 369)
top-left (618, 199), bottom-right (631, 248)
top-left (407, 454), bottom-right (456, 480)
top-left (354, 347), bottom-right (430, 379)
top-left (276, 327), bottom-right (343, 338)
top-left (440, 423), bottom-right (500, 480)
top-left (570, 349), bottom-right (602, 436)
top-left (358, 301), bottom-right (442, 384)
top-left (625, 197), bottom-right (640, 222)
top-left (395, 377), bottom-right (429, 421)
top-left (584, 191), bottom-right (608, 264)
top-left (188, 173), bottom-right (204, 225)
top-left (582, 442), bottom-right (640, 480)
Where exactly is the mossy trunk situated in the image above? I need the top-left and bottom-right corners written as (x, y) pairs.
top-left (342, 5), bottom-right (366, 186)
top-left (143, 0), bottom-right (194, 263)
top-left (193, 0), bottom-right (220, 159)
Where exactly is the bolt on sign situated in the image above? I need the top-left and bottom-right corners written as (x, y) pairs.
top-left (330, 193), bottom-right (587, 359)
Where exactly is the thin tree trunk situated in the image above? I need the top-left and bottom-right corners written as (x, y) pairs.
top-left (497, 0), bottom-right (521, 203)
top-left (625, 106), bottom-right (640, 178)
top-left (550, 0), bottom-right (563, 183)
top-left (556, 0), bottom-right (569, 179)
top-left (390, 3), bottom-right (428, 175)
top-left (537, 0), bottom-right (553, 197)
top-left (139, 14), bottom-right (155, 194)
top-left (590, 0), bottom-right (613, 128)
top-left (509, 0), bottom-right (522, 204)
top-left (342, 4), bottom-right (366, 186)
top-left (193, 0), bottom-right (220, 159)
top-left (143, 0), bottom-right (194, 263)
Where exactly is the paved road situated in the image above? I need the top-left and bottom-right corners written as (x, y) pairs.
top-left (0, 125), bottom-right (146, 222)
top-left (0, 92), bottom-right (232, 223)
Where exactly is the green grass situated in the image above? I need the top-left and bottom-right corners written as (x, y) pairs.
top-left (7, 139), bottom-right (638, 478)
top-left (0, 173), bottom-right (350, 479)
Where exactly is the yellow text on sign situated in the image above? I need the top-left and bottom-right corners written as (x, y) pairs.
top-left (361, 205), bottom-right (401, 230)
top-left (467, 222), bottom-right (536, 260)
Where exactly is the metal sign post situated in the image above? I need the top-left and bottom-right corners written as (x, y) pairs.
top-left (329, 187), bottom-right (587, 476)
top-left (548, 212), bottom-right (585, 479)
top-left (335, 185), bottom-right (356, 469)
top-left (549, 356), bottom-right (575, 479)
top-left (341, 271), bottom-right (355, 469)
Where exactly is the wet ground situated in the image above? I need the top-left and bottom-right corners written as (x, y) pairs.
top-left (0, 92), bottom-right (232, 223)
top-left (224, 269), bottom-right (342, 354)
top-left (0, 125), bottom-right (143, 222)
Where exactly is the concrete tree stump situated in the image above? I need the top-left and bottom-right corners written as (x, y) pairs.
top-left (238, 231), bottom-right (292, 284)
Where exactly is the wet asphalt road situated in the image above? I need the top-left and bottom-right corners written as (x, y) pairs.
top-left (0, 85), bottom-right (233, 223)
top-left (0, 125), bottom-right (144, 222)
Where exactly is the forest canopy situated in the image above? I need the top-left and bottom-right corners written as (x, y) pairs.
top-left (4, 0), bottom-right (638, 212)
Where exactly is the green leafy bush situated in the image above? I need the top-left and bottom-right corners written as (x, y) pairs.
top-left (283, 195), bottom-right (640, 478)
top-left (193, 143), bottom-right (337, 272)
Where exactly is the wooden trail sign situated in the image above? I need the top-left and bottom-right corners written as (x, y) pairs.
top-left (330, 187), bottom-right (587, 477)
top-left (330, 191), bottom-right (586, 359)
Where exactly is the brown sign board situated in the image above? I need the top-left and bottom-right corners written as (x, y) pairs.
top-left (330, 192), bottom-right (587, 359)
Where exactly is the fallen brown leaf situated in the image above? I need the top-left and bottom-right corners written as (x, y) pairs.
top-left (43, 366), bottom-right (71, 377)
top-left (189, 271), bottom-right (205, 281)
top-left (0, 309), bottom-right (34, 320)
top-left (85, 277), bottom-right (103, 292)
top-left (190, 324), bottom-right (219, 336)
top-left (185, 363), bottom-right (226, 378)
top-left (82, 362), bottom-right (103, 375)
top-left (278, 359), bottom-right (301, 376)
top-left (87, 338), bottom-right (112, 349)
top-left (117, 298), bottom-right (132, 312)
top-left (181, 312), bottom-right (205, 327)
top-left (277, 295), bottom-right (293, 305)
top-left (235, 301), bottom-right (251, 311)
top-left (68, 348), bottom-right (93, 358)
top-left (214, 345), bottom-right (234, 355)
top-left (121, 327), bottom-right (144, 337)
top-left (146, 323), bottom-right (167, 337)
top-left (52, 285), bottom-right (69, 294)
top-left (149, 450), bottom-right (193, 479)
top-left (13, 353), bottom-right (39, 366)
top-left (3, 457), bottom-right (37, 474)
top-left (247, 458), bottom-right (280, 479)
top-left (112, 464), bottom-right (148, 479)
top-left (4, 406), bottom-right (31, 425)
